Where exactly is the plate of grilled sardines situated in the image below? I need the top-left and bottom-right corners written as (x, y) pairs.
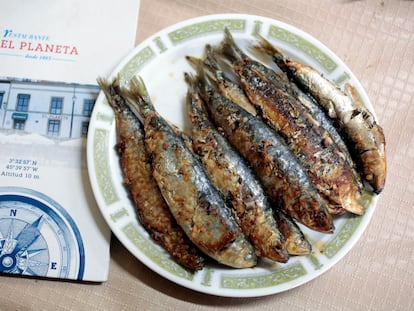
top-left (87, 14), bottom-right (386, 297)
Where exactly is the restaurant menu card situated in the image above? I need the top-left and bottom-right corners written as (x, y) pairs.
top-left (0, 0), bottom-right (140, 282)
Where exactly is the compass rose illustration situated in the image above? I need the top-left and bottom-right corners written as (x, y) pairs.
top-left (0, 187), bottom-right (85, 280)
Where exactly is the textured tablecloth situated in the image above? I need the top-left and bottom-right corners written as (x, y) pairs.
top-left (1, 0), bottom-right (413, 310)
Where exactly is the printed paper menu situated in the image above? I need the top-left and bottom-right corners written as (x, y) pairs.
top-left (0, 132), bottom-right (109, 281)
top-left (0, 0), bottom-right (140, 282)
top-left (1, 0), bottom-right (139, 84)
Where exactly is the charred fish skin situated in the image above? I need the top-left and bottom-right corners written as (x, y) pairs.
top-left (196, 74), bottom-right (333, 234)
top-left (122, 76), bottom-right (257, 268)
top-left (235, 65), bottom-right (365, 215)
top-left (252, 65), bottom-right (364, 194)
top-left (278, 74), bottom-right (365, 192)
top-left (255, 35), bottom-right (386, 193)
top-left (234, 48), bottom-right (361, 191)
top-left (185, 73), bottom-right (288, 263)
top-left (97, 78), bottom-right (204, 271)
top-left (216, 29), bottom-right (363, 215)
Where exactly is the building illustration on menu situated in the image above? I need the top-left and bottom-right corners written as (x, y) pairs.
top-left (0, 78), bottom-right (99, 138)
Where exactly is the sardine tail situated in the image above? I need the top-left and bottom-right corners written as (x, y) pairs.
top-left (97, 77), bottom-right (116, 101)
top-left (184, 71), bottom-right (207, 104)
top-left (216, 27), bottom-right (244, 64)
top-left (185, 55), bottom-right (203, 71)
top-left (97, 77), bottom-right (125, 112)
top-left (119, 75), bottom-right (155, 118)
top-left (96, 77), bottom-right (110, 92)
top-left (253, 35), bottom-right (289, 70)
top-left (130, 75), bottom-right (151, 103)
top-left (186, 56), bottom-right (217, 99)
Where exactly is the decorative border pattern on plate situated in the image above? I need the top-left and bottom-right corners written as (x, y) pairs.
top-left (322, 216), bottom-right (363, 259)
top-left (153, 36), bottom-right (168, 53)
top-left (120, 46), bottom-right (156, 80)
top-left (93, 129), bottom-right (118, 205)
top-left (122, 222), bottom-right (194, 280)
top-left (110, 207), bottom-right (130, 223)
top-left (322, 190), bottom-right (374, 258)
top-left (201, 267), bottom-right (214, 287)
top-left (220, 262), bottom-right (307, 289)
top-left (168, 19), bottom-right (246, 44)
top-left (268, 25), bottom-right (337, 73)
top-left (334, 71), bottom-right (351, 85)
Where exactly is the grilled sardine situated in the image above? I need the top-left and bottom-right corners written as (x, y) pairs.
top-left (97, 77), bottom-right (204, 271)
top-left (217, 29), bottom-right (364, 215)
top-left (235, 65), bottom-right (364, 215)
top-left (193, 68), bottom-right (333, 233)
top-left (185, 72), bottom-right (288, 262)
top-left (122, 76), bottom-right (257, 268)
top-left (255, 35), bottom-right (386, 193)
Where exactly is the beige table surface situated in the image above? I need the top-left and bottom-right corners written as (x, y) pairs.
top-left (1, 0), bottom-right (413, 310)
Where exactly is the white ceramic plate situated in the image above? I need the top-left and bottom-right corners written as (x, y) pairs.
top-left (86, 14), bottom-right (378, 297)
